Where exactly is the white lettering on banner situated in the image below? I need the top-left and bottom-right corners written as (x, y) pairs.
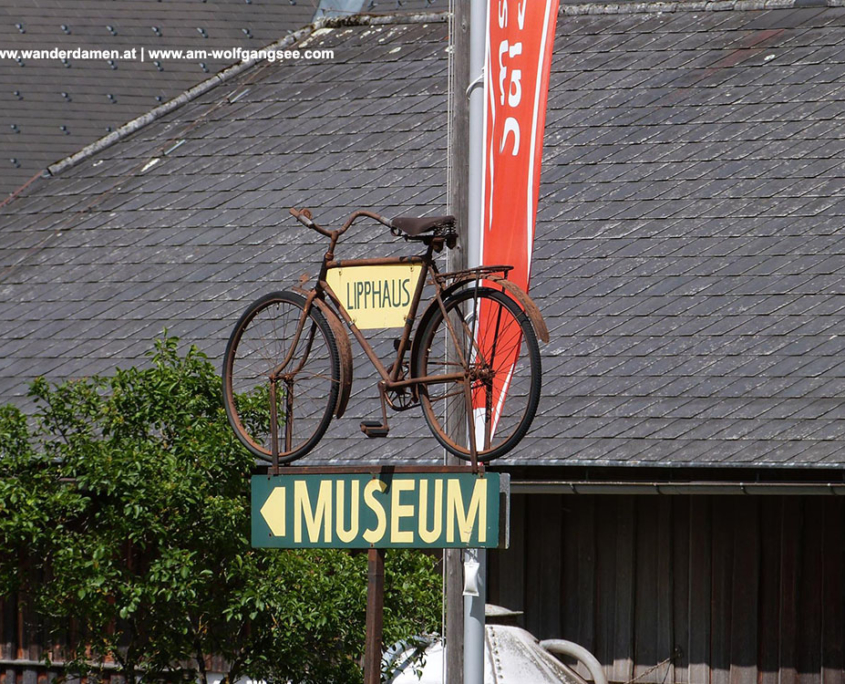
top-left (495, 4), bottom-right (525, 157)
top-left (501, 118), bottom-right (520, 155)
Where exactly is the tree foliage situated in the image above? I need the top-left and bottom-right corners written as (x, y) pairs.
top-left (0, 335), bottom-right (441, 684)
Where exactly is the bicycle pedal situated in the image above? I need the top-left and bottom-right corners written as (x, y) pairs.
top-left (360, 421), bottom-right (389, 438)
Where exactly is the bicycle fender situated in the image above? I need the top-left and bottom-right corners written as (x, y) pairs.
top-left (297, 291), bottom-right (354, 419)
top-left (486, 275), bottom-right (550, 343)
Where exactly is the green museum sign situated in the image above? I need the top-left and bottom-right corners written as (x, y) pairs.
top-left (252, 472), bottom-right (501, 549)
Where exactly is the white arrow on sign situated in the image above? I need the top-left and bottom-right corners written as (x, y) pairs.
top-left (260, 486), bottom-right (286, 536)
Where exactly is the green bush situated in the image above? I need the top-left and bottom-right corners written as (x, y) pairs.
top-left (0, 335), bottom-right (441, 684)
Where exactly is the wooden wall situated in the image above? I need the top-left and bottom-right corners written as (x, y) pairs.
top-left (488, 494), bottom-right (845, 684)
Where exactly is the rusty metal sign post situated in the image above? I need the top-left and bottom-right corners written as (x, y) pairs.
top-left (251, 465), bottom-right (508, 684)
top-left (365, 547), bottom-right (385, 684)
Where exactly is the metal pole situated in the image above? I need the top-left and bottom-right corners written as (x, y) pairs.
top-left (464, 1), bottom-right (488, 683)
top-left (466, 0), bottom-right (486, 271)
top-left (445, 0), bottom-right (471, 681)
top-left (364, 548), bottom-right (385, 684)
top-left (463, 548), bottom-right (486, 684)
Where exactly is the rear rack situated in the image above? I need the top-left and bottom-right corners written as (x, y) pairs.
top-left (434, 265), bottom-right (513, 285)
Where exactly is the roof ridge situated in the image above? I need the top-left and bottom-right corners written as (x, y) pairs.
top-left (560, 0), bottom-right (833, 15)
top-left (44, 24), bottom-right (316, 180)
top-left (318, 11), bottom-right (448, 27)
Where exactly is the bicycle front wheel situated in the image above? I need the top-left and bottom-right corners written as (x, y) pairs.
top-left (222, 291), bottom-right (340, 464)
top-left (415, 287), bottom-right (541, 461)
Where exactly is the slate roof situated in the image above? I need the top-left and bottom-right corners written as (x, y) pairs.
top-left (3, 4), bottom-right (845, 470)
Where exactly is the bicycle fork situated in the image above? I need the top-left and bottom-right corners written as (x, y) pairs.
top-left (268, 378), bottom-right (294, 474)
top-left (268, 291), bottom-right (320, 472)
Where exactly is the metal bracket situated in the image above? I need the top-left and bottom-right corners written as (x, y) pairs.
top-left (466, 69), bottom-right (484, 99)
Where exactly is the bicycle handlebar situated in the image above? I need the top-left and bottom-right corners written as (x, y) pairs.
top-left (289, 207), bottom-right (331, 237)
top-left (289, 207), bottom-right (392, 238)
top-left (341, 210), bottom-right (393, 233)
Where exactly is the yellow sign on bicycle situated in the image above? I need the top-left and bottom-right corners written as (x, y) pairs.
top-left (326, 264), bottom-right (418, 329)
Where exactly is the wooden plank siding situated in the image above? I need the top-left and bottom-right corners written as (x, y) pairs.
top-left (489, 494), bottom-right (845, 684)
top-left (822, 498), bottom-right (845, 684)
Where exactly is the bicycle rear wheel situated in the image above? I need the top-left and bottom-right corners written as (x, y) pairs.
top-left (414, 287), bottom-right (541, 461)
top-left (222, 291), bottom-right (340, 464)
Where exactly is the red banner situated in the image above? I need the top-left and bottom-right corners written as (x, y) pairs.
top-left (480, 0), bottom-right (559, 287)
top-left (475, 0), bottom-right (558, 439)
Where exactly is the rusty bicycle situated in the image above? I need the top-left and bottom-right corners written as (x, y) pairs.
top-left (222, 207), bottom-right (548, 468)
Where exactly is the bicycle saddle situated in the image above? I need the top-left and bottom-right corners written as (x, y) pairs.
top-left (391, 215), bottom-right (455, 237)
